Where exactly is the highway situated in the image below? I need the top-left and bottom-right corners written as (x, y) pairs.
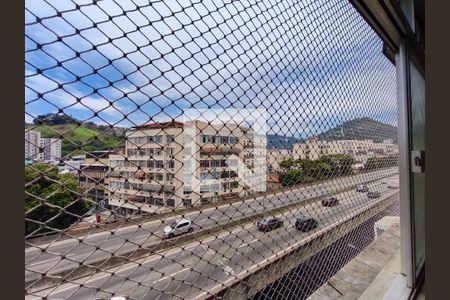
top-left (25, 168), bottom-right (397, 284)
top-left (26, 172), bottom-right (399, 300)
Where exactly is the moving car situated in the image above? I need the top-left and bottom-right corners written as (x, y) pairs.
top-left (163, 218), bottom-right (193, 239)
top-left (257, 217), bottom-right (284, 232)
top-left (321, 196), bottom-right (339, 207)
top-left (295, 216), bottom-right (318, 232)
top-left (367, 191), bottom-right (382, 199)
top-left (356, 184), bottom-right (369, 192)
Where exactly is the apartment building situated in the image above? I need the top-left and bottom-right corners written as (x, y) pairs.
top-left (108, 121), bottom-right (257, 214)
top-left (79, 151), bottom-right (112, 207)
top-left (41, 138), bottom-right (61, 161)
top-left (25, 129), bottom-right (61, 161)
top-left (25, 130), bottom-right (41, 160)
top-left (292, 138), bottom-right (398, 162)
top-left (267, 149), bottom-right (292, 173)
top-left (292, 138), bottom-right (332, 160)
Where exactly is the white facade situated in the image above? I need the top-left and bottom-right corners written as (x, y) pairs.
top-left (57, 156), bottom-right (85, 174)
top-left (108, 121), bottom-right (258, 214)
top-left (25, 130), bottom-right (41, 160)
top-left (292, 138), bottom-right (398, 162)
top-left (267, 149), bottom-right (292, 172)
top-left (41, 138), bottom-right (62, 161)
top-left (25, 129), bottom-right (62, 161)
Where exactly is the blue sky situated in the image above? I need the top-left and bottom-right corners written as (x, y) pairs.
top-left (25, 0), bottom-right (397, 139)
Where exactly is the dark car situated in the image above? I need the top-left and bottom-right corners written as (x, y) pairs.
top-left (321, 196), bottom-right (339, 207)
top-left (356, 184), bottom-right (369, 192)
top-left (257, 217), bottom-right (284, 232)
top-left (295, 216), bottom-right (318, 232)
top-left (367, 191), bottom-right (382, 198)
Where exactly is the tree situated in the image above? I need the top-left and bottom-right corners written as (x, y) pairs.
top-left (33, 113), bottom-right (78, 125)
top-left (365, 155), bottom-right (398, 170)
top-left (280, 169), bottom-right (304, 186)
top-left (279, 159), bottom-right (296, 171)
top-left (25, 164), bottom-right (93, 236)
top-left (319, 154), bottom-right (355, 176)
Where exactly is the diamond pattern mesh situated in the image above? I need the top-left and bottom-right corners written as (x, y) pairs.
top-left (25, 0), bottom-right (399, 299)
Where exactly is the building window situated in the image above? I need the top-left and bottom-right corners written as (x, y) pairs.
top-left (167, 135), bottom-right (175, 144)
top-left (154, 198), bottom-right (163, 206)
top-left (183, 187), bottom-right (193, 194)
top-left (167, 173), bottom-right (175, 181)
top-left (230, 181), bottom-right (239, 189)
top-left (222, 182), bottom-right (229, 191)
top-left (200, 185), bottom-right (210, 193)
top-left (200, 196), bottom-right (212, 205)
top-left (155, 173), bottom-right (164, 181)
top-left (183, 134), bottom-right (193, 144)
top-left (155, 160), bottom-right (164, 168)
top-left (146, 148), bottom-right (154, 156)
top-left (183, 147), bottom-right (192, 155)
top-left (155, 135), bottom-right (163, 144)
top-left (166, 199), bottom-right (175, 207)
top-left (167, 160), bottom-right (175, 169)
top-left (167, 147), bottom-right (175, 156)
top-left (183, 199), bottom-right (192, 207)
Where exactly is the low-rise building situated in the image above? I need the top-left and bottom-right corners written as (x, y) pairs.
top-left (292, 138), bottom-right (398, 162)
top-left (79, 151), bottom-right (113, 207)
top-left (57, 155), bottom-right (85, 174)
top-left (267, 149), bottom-right (292, 172)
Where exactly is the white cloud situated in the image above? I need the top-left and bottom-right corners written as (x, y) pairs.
top-left (25, 0), bottom-right (397, 132)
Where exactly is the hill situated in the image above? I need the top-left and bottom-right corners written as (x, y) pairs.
top-left (26, 123), bottom-right (125, 157)
top-left (315, 118), bottom-right (398, 143)
top-left (267, 134), bottom-right (303, 149)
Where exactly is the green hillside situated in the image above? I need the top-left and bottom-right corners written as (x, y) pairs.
top-left (26, 123), bottom-right (125, 157)
top-left (316, 118), bottom-right (398, 143)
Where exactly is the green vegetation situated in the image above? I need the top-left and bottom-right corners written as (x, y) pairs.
top-left (26, 113), bottom-right (126, 157)
top-left (279, 154), bottom-right (355, 186)
top-left (365, 155), bottom-right (399, 170)
top-left (25, 163), bottom-right (93, 236)
top-left (26, 123), bottom-right (125, 157)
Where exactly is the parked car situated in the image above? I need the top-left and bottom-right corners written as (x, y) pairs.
top-left (163, 218), bottom-right (193, 239)
top-left (321, 196), bottom-right (339, 207)
top-left (257, 217), bottom-right (284, 232)
top-left (367, 191), bottom-right (382, 199)
top-left (356, 184), bottom-right (369, 192)
top-left (295, 216), bottom-right (318, 232)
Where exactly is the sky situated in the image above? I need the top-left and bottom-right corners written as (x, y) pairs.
top-left (25, 0), bottom-right (397, 139)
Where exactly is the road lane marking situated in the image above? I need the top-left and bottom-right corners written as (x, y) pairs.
top-left (152, 267), bottom-right (190, 284)
top-left (28, 257), bottom-right (60, 267)
top-left (250, 239), bottom-right (258, 244)
top-left (238, 243), bottom-right (248, 249)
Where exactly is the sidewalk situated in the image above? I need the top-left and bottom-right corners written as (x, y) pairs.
top-left (308, 223), bottom-right (401, 300)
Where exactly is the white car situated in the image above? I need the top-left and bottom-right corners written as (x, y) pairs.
top-left (387, 180), bottom-right (399, 189)
top-left (163, 218), bottom-right (193, 239)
